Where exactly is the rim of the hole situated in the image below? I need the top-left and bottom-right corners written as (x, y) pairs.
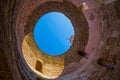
top-left (33, 11), bottom-right (75, 56)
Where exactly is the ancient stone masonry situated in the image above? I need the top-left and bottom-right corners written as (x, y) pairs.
top-left (0, 0), bottom-right (120, 80)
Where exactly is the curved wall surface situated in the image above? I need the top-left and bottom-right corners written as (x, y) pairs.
top-left (0, 0), bottom-right (120, 80)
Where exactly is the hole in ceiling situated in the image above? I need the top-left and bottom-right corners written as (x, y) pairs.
top-left (33, 12), bottom-right (75, 56)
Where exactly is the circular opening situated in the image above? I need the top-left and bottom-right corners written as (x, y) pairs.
top-left (34, 12), bottom-right (75, 56)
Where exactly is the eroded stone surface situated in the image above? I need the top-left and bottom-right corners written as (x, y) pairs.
top-left (0, 0), bottom-right (120, 80)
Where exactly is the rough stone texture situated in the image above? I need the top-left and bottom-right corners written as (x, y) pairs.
top-left (0, 0), bottom-right (120, 80)
top-left (0, 49), bottom-right (13, 80)
top-left (22, 32), bottom-right (64, 79)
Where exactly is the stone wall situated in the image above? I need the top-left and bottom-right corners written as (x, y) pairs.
top-left (0, 0), bottom-right (120, 80)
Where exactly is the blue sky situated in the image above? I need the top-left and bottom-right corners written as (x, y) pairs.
top-left (33, 12), bottom-right (74, 56)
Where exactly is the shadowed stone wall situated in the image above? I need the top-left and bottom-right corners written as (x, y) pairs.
top-left (0, 0), bottom-right (120, 80)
